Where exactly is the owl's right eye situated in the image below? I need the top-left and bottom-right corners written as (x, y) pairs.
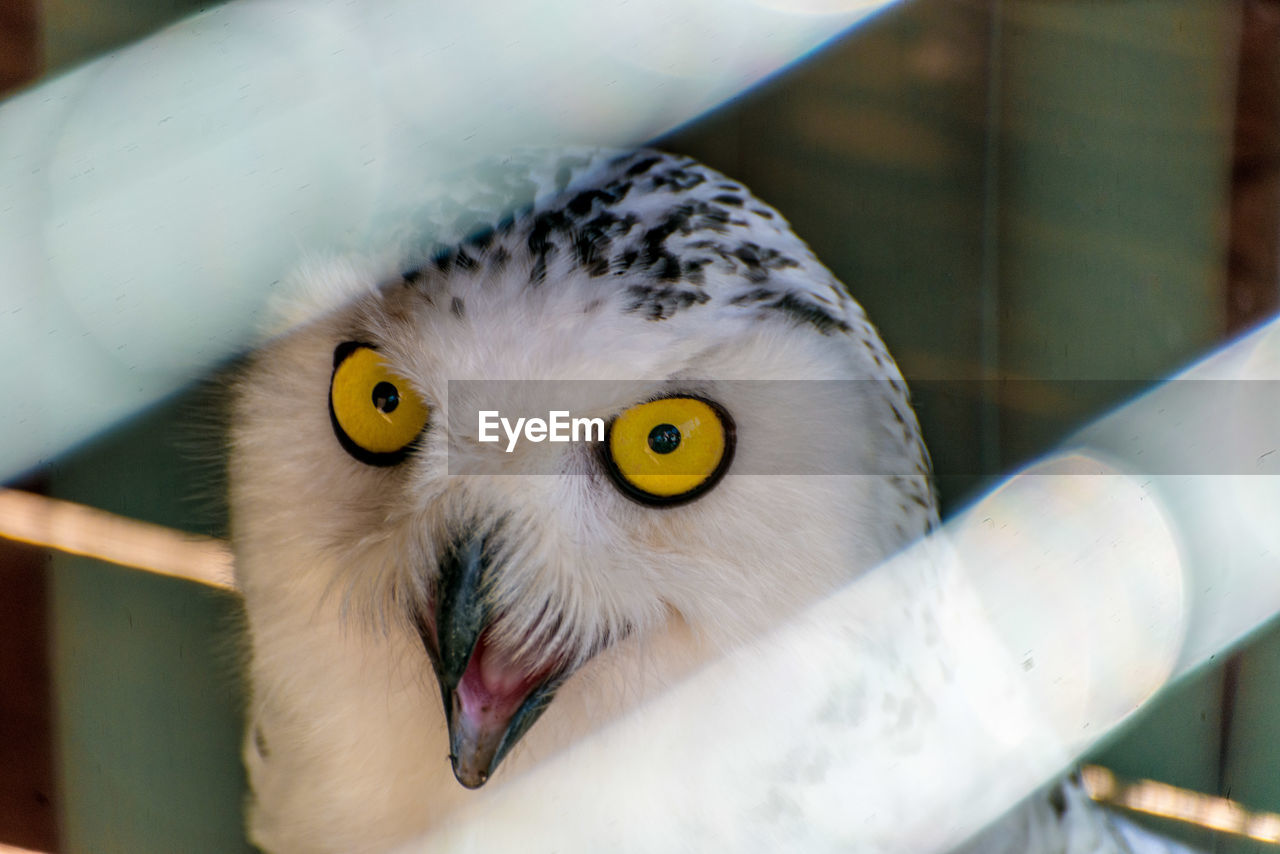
top-left (604, 396), bottom-right (735, 505)
top-left (329, 343), bottom-right (429, 466)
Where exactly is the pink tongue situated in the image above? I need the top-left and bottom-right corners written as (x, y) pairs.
top-left (455, 632), bottom-right (544, 732)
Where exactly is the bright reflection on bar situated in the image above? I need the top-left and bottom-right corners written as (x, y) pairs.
top-left (950, 456), bottom-right (1187, 741)
top-left (1069, 317), bottom-right (1280, 674)
top-left (1083, 764), bottom-right (1280, 844)
top-left (0, 488), bottom-right (235, 591)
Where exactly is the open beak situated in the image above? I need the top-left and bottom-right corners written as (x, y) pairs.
top-left (415, 526), bottom-right (568, 789)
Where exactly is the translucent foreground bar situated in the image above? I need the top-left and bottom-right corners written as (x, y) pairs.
top-left (394, 318), bottom-right (1280, 853)
top-left (0, 0), bottom-right (895, 481)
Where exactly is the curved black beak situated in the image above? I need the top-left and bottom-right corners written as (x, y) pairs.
top-left (415, 525), bottom-right (565, 789)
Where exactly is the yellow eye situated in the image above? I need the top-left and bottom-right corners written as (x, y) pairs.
top-left (606, 396), bottom-right (734, 504)
top-left (329, 344), bottom-right (429, 465)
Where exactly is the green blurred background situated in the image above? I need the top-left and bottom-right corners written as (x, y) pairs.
top-left (1, 0), bottom-right (1278, 851)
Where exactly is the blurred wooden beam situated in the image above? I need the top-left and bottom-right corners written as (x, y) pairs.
top-left (1227, 0), bottom-right (1280, 331)
top-left (0, 0), bottom-right (38, 95)
top-left (0, 485), bottom-right (56, 854)
top-left (0, 4), bottom-right (47, 847)
top-left (0, 489), bottom-right (236, 592)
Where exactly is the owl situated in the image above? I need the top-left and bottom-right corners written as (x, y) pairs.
top-left (228, 150), bottom-right (1188, 853)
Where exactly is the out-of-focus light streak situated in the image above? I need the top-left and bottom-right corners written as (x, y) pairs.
top-left (0, 0), bottom-right (899, 482)
top-left (0, 488), bottom-right (235, 591)
top-left (0, 843), bottom-right (52, 854)
top-left (1083, 764), bottom-right (1280, 845)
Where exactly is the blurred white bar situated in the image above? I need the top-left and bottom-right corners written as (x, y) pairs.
top-left (1068, 319), bottom-right (1280, 674)
top-left (0, 0), bottom-right (898, 482)
top-left (394, 317), bottom-right (1280, 853)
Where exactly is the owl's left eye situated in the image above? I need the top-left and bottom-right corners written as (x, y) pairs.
top-left (604, 396), bottom-right (735, 505)
top-left (329, 343), bottom-right (429, 465)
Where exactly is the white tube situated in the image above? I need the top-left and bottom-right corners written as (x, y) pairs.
top-left (1066, 318), bottom-right (1280, 674)
top-left (391, 317), bottom-right (1280, 853)
top-left (0, 0), bottom-right (897, 480)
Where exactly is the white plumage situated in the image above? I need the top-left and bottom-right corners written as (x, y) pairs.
top-left (229, 150), bottom-right (1195, 853)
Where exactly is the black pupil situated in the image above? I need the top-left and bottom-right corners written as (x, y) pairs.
top-left (647, 423), bottom-right (681, 454)
top-left (372, 381), bottom-right (400, 414)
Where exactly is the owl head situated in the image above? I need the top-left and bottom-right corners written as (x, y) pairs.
top-left (230, 151), bottom-right (933, 852)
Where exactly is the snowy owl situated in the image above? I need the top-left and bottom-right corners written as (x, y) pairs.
top-left (228, 150), bottom-right (1191, 854)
